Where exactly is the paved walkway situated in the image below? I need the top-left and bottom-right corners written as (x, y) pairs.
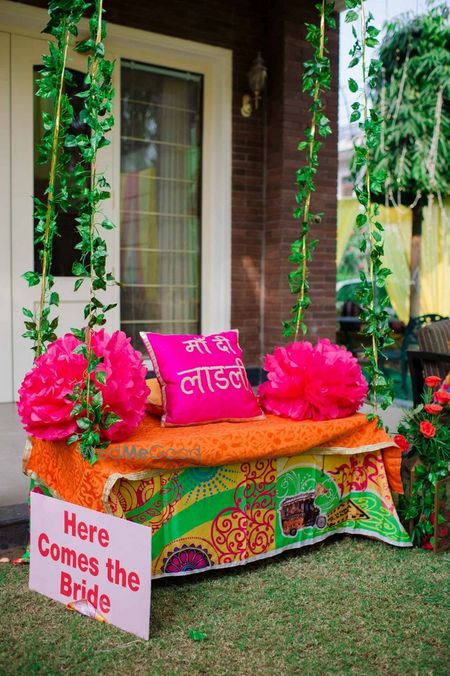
top-left (360, 401), bottom-right (409, 433)
top-left (0, 400), bottom-right (411, 508)
top-left (0, 404), bottom-right (28, 507)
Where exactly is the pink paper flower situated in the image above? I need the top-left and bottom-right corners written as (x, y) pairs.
top-left (18, 330), bottom-right (148, 442)
top-left (258, 339), bottom-right (368, 421)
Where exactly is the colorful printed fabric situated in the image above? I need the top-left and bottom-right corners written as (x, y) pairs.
top-left (31, 450), bottom-right (410, 578)
top-left (104, 450), bottom-right (410, 577)
top-left (24, 412), bottom-right (404, 515)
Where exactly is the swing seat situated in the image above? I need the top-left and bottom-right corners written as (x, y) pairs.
top-left (24, 411), bottom-right (411, 578)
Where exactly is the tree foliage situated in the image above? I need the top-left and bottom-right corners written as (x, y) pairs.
top-left (371, 3), bottom-right (450, 206)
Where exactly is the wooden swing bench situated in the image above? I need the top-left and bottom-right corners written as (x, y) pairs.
top-left (24, 409), bottom-right (411, 579)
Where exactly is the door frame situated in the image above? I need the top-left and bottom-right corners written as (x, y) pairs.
top-left (107, 24), bottom-right (232, 336)
top-left (0, 31), bottom-right (12, 402)
top-left (0, 0), bottom-right (232, 400)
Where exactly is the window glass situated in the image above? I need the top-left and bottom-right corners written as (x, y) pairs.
top-left (120, 59), bottom-right (203, 347)
top-left (33, 67), bottom-right (89, 276)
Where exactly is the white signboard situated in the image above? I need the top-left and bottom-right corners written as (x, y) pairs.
top-left (29, 492), bottom-right (151, 640)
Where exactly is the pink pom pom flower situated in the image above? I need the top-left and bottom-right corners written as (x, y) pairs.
top-left (18, 330), bottom-right (148, 442)
top-left (258, 339), bottom-right (368, 421)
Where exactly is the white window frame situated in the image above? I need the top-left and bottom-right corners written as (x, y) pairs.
top-left (107, 23), bottom-right (232, 335)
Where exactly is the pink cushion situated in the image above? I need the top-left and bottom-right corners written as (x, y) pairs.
top-left (140, 330), bottom-right (264, 427)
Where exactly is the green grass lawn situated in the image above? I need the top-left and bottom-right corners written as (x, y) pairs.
top-left (1, 537), bottom-right (449, 675)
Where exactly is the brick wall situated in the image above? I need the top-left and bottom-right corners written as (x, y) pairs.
top-left (264, 0), bottom-right (339, 355)
top-left (16, 0), bottom-right (339, 365)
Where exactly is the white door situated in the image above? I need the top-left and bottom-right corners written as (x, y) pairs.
top-left (11, 35), bottom-right (120, 397)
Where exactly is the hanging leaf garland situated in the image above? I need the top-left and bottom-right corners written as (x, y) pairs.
top-left (284, 0), bottom-right (335, 340)
top-left (345, 0), bottom-right (394, 415)
top-left (22, 0), bottom-right (90, 358)
top-left (67, 0), bottom-right (119, 462)
top-left (71, 0), bottom-right (116, 323)
top-left (19, 0), bottom-right (117, 462)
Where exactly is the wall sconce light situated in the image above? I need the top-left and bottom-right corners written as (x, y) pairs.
top-left (241, 52), bottom-right (267, 117)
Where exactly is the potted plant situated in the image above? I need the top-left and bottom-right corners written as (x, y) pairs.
top-left (397, 375), bottom-right (450, 551)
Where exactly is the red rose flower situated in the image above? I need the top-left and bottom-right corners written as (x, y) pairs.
top-left (419, 420), bottom-right (436, 438)
top-left (424, 403), bottom-right (443, 415)
top-left (393, 434), bottom-right (410, 452)
top-left (422, 534), bottom-right (433, 550)
top-left (425, 375), bottom-right (441, 388)
top-left (434, 390), bottom-right (450, 405)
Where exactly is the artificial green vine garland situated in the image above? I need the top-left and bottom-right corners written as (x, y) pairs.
top-left (22, 1), bottom-right (88, 357)
top-left (67, 0), bottom-right (119, 461)
top-left (284, 0), bottom-right (335, 340)
top-left (22, 0), bottom-right (118, 462)
top-left (24, 0), bottom-right (396, 460)
top-left (345, 0), bottom-right (394, 415)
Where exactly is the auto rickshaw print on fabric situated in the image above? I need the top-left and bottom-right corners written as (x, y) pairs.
top-left (274, 454), bottom-right (409, 550)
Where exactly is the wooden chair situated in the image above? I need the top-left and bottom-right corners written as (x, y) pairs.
top-left (418, 318), bottom-right (450, 381)
top-left (407, 317), bottom-right (450, 407)
top-left (382, 314), bottom-right (446, 396)
top-left (408, 350), bottom-right (450, 407)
